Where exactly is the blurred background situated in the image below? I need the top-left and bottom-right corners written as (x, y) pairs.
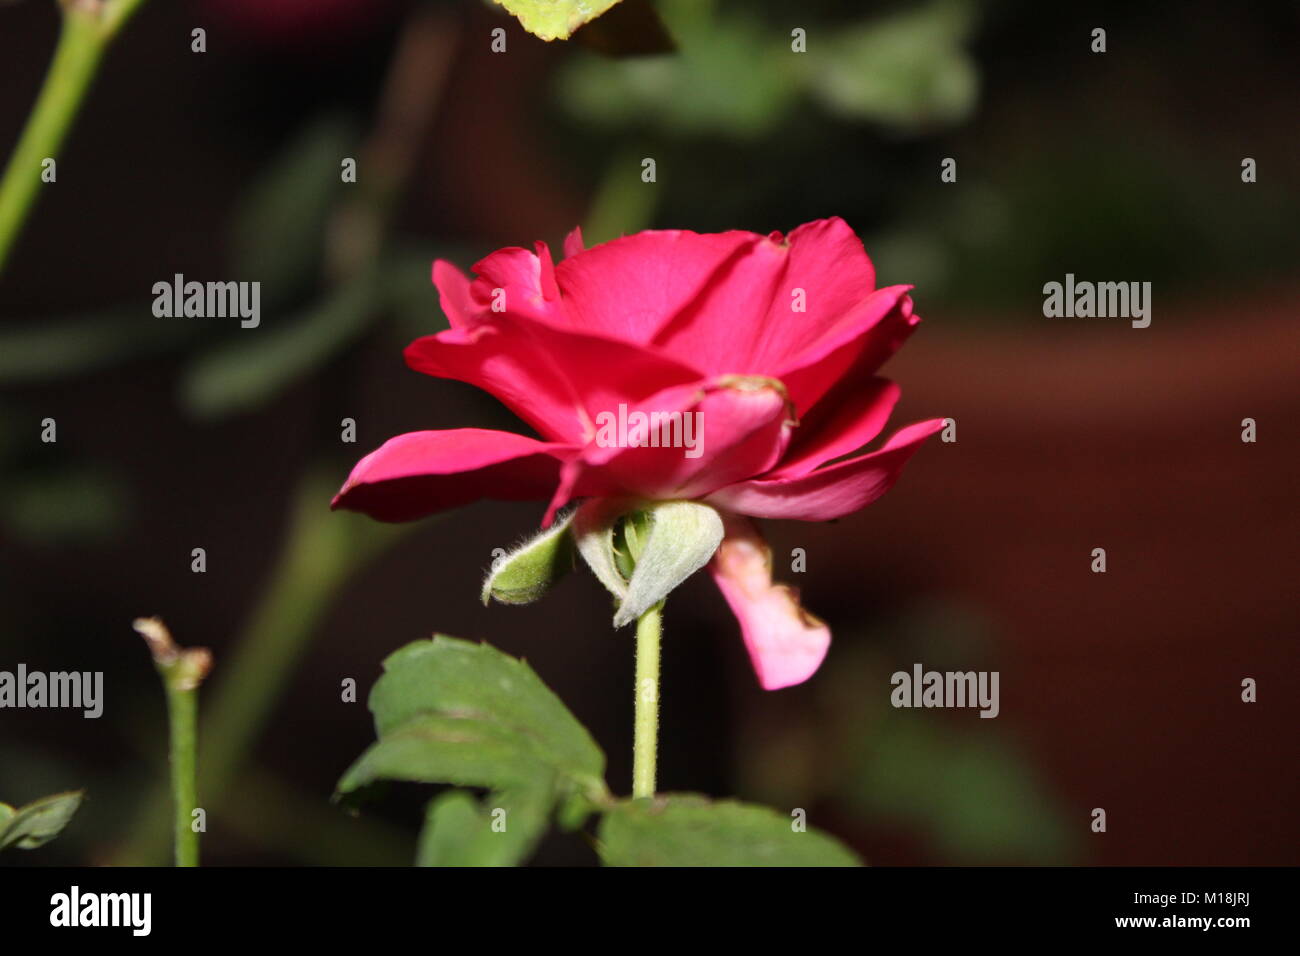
top-left (1, 0), bottom-right (1296, 866)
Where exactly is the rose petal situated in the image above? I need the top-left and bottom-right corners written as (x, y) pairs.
top-left (431, 260), bottom-right (477, 330)
top-left (709, 515), bottom-right (830, 690)
top-left (653, 217), bottom-right (881, 377)
top-left (562, 226), bottom-right (585, 260)
top-left (778, 285), bottom-right (918, 415)
top-left (331, 428), bottom-right (578, 522)
top-left (706, 419), bottom-right (944, 521)
top-left (404, 317), bottom-right (703, 444)
top-left (556, 228), bottom-right (763, 342)
top-left (577, 377), bottom-right (794, 500)
top-left (763, 377), bottom-right (900, 480)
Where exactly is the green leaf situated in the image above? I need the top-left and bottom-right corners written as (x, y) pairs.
top-left (338, 636), bottom-right (608, 865)
top-left (492, 0), bottom-right (624, 41)
top-left (481, 509), bottom-right (576, 606)
top-left (598, 794), bottom-right (862, 866)
top-left (0, 790), bottom-right (84, 851)
top-left (417, 784), bottom-right (552, 867)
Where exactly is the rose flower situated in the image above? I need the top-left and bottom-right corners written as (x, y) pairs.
top-left (334, 218), bottom-right (944, 689)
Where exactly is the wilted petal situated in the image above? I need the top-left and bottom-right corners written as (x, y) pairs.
top-left (709, 515), bottom-right (830, 690)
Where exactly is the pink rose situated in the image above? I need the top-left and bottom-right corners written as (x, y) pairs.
top-left (334, 218), bottom-right (943, 688)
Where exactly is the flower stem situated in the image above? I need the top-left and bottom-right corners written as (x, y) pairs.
top-left (0, 0), bottom-right (150, 276)
top-left (163, 674), bottom-right (200, 866)
top-left (632, 603), bottom-right (662, 799)
top-left (134, 617), bottom-right (211, 867)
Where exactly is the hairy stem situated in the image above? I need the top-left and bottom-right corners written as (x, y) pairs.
top-left (632, 603), bottom-right (663, 799)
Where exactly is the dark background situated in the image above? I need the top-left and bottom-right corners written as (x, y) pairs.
top-left (0, 0), bottom-right (1296, 866)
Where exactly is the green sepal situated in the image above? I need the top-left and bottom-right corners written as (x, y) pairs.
top-left (481, 508), bottom-right (576, 606)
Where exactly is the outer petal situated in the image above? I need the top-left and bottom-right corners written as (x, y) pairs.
top-left (778, 285), bottom-right (918, 415)
top-left (766, 376), bottom-right (900, 480)
top-left (581, 377), bottom-right (794, 499)
top-left (537, 376), bottom-right (795, 525)
top-left (705, 419), bottom-right (944, 521)
top-left (463, 242), bottom-right (565, 324)
top-left (331, 428), bottom-right (578, 522)
top-left (404, 318), bottom-right (703, 444)
top-left (709, 515), bottom-right (830, 690)
top-left (562, 226), bottom-right (585, 260)
top-left (556, 228), bottom-right (764, 342)
top-left (431, 260), bottom-right (477, 330)
top-left (653, 217), bottom-right (881, 376)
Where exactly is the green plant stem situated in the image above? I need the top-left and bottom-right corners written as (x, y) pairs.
top-left (0, 0), bottom-right (149, 275)
top-left (135, 616), bottom-right (210, 866)
top-left (163, 677), bottom-right (199, 866)
top-left (633, 603), bottom-right (663, 799)
top-left (114, 474), bottom-right (408, 865)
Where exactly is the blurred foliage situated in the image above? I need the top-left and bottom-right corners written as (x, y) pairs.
top-left (740, 598), bottom-right (1077, 864)
top-left (849, 709), bottom-right (1074, 864)
top-left (0, 407), bottom-right (128, 545)
top-left (180, 267), bottom-right (380, 419)
top-left (557, 0), bottom-right (977, 137)
top-left (1, 467), bottom-right (125, 543)
top-left (835, 601), bottom-right (1077, 863)
top-left (869, 144), bottom-right (1300, 315)
top-left (231, 116), bottom-right (358, 313)
top-left (0, 311), bottom-right (197, 387)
